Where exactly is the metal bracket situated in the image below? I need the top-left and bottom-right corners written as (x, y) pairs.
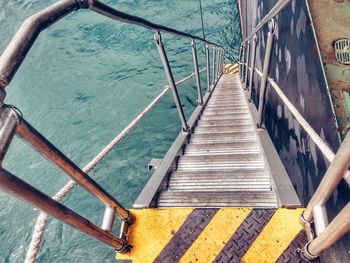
top-left (148, 158), bottom-right (163, 171)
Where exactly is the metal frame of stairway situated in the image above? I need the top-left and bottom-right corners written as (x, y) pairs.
top-left (135, 72), bottom-right (300, 209)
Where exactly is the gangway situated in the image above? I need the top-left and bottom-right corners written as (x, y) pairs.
top-left (150, 73), bottom-right (280, 208)
top-left (0, 0), bottom-right (349, 262)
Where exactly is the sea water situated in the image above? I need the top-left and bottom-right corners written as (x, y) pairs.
top-left (0, 0), bottom-right (241, 262)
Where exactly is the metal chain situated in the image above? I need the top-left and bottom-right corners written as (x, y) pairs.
top-left (24, 68), bottom-right (206, 263)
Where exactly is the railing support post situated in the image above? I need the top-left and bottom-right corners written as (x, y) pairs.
top-left (257, 20), bottom-right (276, 128)
top-left (221, 50), bottom-right (223, 74)
top-left (240, 44), bottom-right (246, 82)
top-left (248, 35), bottom-right (257, 101)
top-left (244, 41), bottom-right (251, 89)
top-left (191, 40), bottom-right (203, 105)
top-left (215, 49), bottom-right (220, 80)
top-left (212, 47), bottom-right (216, 85)
top-left (220, 50), bottom-right (225, 76)
top-left (155, 32), bottom-right (189, 132)
top-left (303, 203), bottom-right (350, 260)
top-left (221, 50), bottom-right (225, 73)
top-left (299, 128), bottom-right (350, 259)
top-left (0, 107), bottom-right (19, 165)
top-left (205, 44), bottom-right (211, 92)
top-left (302, 131), bottom-right (350, 223)
top-left (101, 205), bottom-right (116, 233)
top-left (238, 45), bottom-right (242, 78)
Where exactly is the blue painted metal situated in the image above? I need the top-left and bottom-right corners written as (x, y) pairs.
top-left (239, 0), bottom-right (347, 212)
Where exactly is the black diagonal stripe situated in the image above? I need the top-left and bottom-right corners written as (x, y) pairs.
top-left (275, 230), bottom-right (320, 263)
top-left (213, 209), bottom-right (276, 263)
top-left (154, 208), bottom-right (219, 263)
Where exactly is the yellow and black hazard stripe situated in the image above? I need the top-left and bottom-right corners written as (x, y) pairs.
top-left (117, 208), bottom-right (317, 263)
top-left (224, 64), bottom-right (239, 74)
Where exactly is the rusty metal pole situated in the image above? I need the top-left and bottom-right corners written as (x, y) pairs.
top-left (16, 119), bottom-right (132, 222)
top-left (0, 168), bottom-right (127, 251)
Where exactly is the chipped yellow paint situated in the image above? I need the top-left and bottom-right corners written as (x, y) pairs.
top-left (179, 208), bottom-right (251, 263)
top-left (224, 63), bottom-right (239, 74)
top-left (117, 208), bottom-right (193, 263)
top-left (241, 209), bottom-right (304, 263)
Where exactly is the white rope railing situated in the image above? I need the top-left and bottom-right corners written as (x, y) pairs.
top-left (253, 68), bottom-right (336, 162)
top-left (24, 68), bottom-right (205, 263)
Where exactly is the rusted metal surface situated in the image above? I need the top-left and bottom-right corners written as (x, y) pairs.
top-left (307, 0), bottom-right (350, 138)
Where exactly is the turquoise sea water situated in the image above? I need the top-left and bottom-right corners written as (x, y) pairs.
top-left (0, 1), bottom-right (241, 262)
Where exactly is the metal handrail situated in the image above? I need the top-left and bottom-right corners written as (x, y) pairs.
top-left (0, 105), bottom-right (133, 252)
top-left (239, 0), bottom-right (349, 259)
top-left (241, 0), bottom-right (292, 44)
top-left (0, 0), bottom-right (225, 89)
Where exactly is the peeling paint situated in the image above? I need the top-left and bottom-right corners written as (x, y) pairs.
top-left (308, 0), bottom-right (350, 137)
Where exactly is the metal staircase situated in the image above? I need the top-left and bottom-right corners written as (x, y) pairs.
top-left (157, 73), bottom-right (278, 207)
top-left (1, 0), bottom-right (349, 261)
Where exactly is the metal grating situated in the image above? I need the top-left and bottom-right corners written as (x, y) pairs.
top-left (334, 38), bottom-right (350, 65)
top-left (156, 74), bottom-right (278, 208)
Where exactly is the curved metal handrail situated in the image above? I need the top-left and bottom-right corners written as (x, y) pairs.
top-left (0, 0), bottom-right (225, 89)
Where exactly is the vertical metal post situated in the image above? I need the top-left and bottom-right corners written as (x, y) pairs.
top-left (218, 49), bottom-right (222, 77)
top-left (238, 45), bottom-right (243, 78)
top-left (215, 48), bottom-right (220, 80)
top-left (191, 40), bottom-right (203, 105)
top-left (219, 49), bottom-right (222, 77)
top-left (205, 43), bottom-right (211, 92)
top-left (240, 44), bottom-right (246, 81)
top-left (248, 35), bottom-right (257, 102)
top-left (302, 130), bottom-right (350, 223)
top-left (313, 204), bottom-right (329, 236)
top-left (212, 47), bottom-right (216, 85)
top-left (101, 205), bottom-right (116, 233)
top-left (154, 32), bottom-right (189, 132)
top-left (257, 20), bottom-right (276, 128)
top-left (221, 50), bottom-right (225, 74)
top-left (244, 41), bottom-right (251, 89)
top-left (303, 203), bottom-right (350, 260)
top-left (0, 107), bottom-right (20, 165)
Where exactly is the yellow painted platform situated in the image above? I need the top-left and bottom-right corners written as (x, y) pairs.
top-left (117, 208), bottom-right (304, 263)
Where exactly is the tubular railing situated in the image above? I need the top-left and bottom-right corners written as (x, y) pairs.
top-left (238, 0), bottom-right (349, 260)
top-left (0, 0), bottom-right (225, 259)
